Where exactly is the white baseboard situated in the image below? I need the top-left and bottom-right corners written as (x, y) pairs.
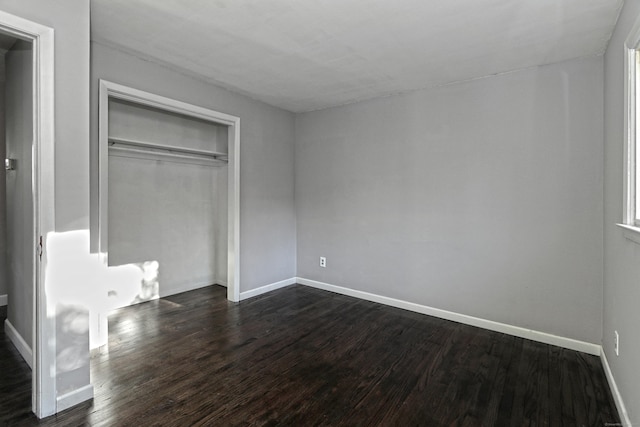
top-left (601, 349), bottom-right (632, 426)
top-left (4, 319), bottom-right (33, 369)
top-left (0, 294), bottom-right (7, 306)
top-left (56, 384), bottom-right (94, 413)
top-left (296, 277), bottom-right (601, 356)
top-left (239, 277), bottom-right (296, 301)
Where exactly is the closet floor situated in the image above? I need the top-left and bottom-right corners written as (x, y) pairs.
top-left (1, 285), bottom-right (620, 426)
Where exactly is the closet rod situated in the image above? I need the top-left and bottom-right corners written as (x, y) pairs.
top-left (108, 145), bottom-right (228, 166)
top-left (108, 136), bottom-right (228, 161)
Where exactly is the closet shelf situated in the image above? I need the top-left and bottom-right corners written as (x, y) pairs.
top-left (108, 136), bottom-right (228, 162)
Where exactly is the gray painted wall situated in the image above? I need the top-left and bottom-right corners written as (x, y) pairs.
top-left (90, 41), bottom-right (297, 293)
top-left (603, 0), bottom-right (640, 422)
top-left (5, 40), bottom-right (32, 344)
top-left (0, 0), bottom-right (92, 403)
top-left (296, 57), bottom-right (604, 344)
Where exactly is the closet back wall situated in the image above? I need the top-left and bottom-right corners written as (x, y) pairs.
top-left (107, 99), bottom-right (228, 302)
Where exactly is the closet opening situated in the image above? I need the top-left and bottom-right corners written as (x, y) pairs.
top-left (93, 81), bottom-right (240, 350)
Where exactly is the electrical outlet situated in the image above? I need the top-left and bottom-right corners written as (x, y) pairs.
top-left (320, 256), bottom-right (326, 268)
top-left (614, 331), bottom-right (619, 356)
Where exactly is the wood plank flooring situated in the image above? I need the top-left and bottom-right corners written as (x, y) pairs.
top-left (1, 285), bottom-right (620, 426)
top-left (0, 306), bottom-right (33, 426)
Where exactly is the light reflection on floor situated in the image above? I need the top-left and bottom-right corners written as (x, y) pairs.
top-left (46, 230), bottom-right (161, 350)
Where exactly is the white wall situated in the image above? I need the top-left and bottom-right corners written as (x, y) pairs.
top-left (4, 40), bottom-right (33, 347)
top-left (603, 0), bottom-right (640, 422)
top-left (90, 41), bottom-right (297, 294)
top-left (296, 56), bottom-right (604, 344)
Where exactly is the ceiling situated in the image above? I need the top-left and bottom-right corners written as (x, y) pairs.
top-left (91, 0), bottom-right (623, 113)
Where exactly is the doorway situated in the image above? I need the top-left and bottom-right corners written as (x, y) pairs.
top-left (0, 10), bottom-right (55, 419)
top-left (2, 30), bottom-right (34, 373)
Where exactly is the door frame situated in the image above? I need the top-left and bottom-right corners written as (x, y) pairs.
top-left (97, 80), bottom-right (241, 302)
top-left (0, 10), bottom-right (56, 419)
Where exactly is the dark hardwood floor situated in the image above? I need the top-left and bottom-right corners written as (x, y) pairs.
top-left (1, 285), bottom-right (620, 426)
top-left (0, 306), bottom-right (33, 426)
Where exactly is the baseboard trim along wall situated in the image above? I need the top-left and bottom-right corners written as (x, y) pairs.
top-left (295, 277), bottom-right (601, 356)
top-left (56, 384), bottom-right (94, 413)
top-left (239, 277), bottom-right (297, 301)
top-left (4, 319), bottom-right (33, 369)
top-left (0, 294), bottom-right (7, 306)
top-left (601, 350), bottom-right (632, 426)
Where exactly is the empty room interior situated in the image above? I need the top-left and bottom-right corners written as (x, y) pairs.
top-left (1, 0), bottom-right (640, 425)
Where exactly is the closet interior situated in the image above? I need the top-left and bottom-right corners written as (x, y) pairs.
top-left (106, 96), bottom-right (229, 308)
